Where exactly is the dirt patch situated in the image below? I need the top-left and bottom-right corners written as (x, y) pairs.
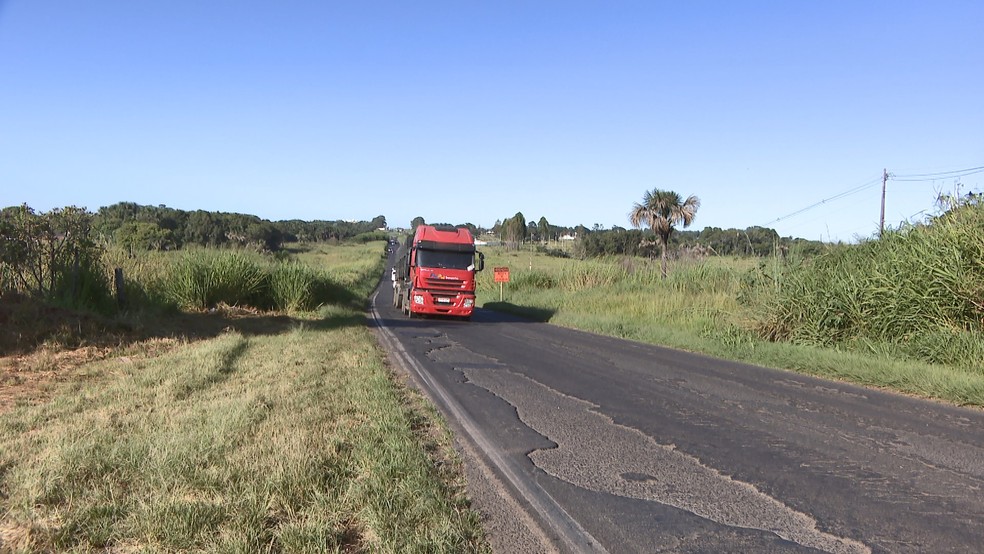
top-left (0, 294), bottom-right (326, 416)
top-left (0, 339), bottom-right (187, 415)
top-left (0, 293), bottom-right (136, 413)
top-left (0, 292), bottom-right (135, 355)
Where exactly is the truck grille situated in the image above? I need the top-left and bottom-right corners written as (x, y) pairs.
top-left (425, 276), bottom-right (465, 290)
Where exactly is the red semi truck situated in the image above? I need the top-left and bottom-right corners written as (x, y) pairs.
top-left (392, 224), bottom-right (484, 319)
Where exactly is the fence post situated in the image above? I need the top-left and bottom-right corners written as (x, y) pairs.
top-left (114, 268), bottom-right (127, 308)
top-left (71, 255), bottom-right (80, 303)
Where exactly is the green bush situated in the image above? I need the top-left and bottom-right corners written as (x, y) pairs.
top-left (1, 204), bottom-right (114, 313)
top-left (50, 256), bottom-right (117, 315)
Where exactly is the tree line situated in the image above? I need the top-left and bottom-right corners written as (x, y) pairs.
top-left (575, 226), bottom-right (824, 259)
top-left (91, 202), bottom-right (387, 252)
top-left (409, 208), bottom-right (823, 263)
top-left (407, 214), bottom-right (569, 246)
top-left (459, 207), bottom-right (824, 262)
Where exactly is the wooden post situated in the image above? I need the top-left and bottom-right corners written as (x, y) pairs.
top-left (71, 255), bottom-right (80, 303)
top-left (114, 268), bottom-right (127, 308)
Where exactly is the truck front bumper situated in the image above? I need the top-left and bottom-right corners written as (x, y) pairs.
top-left (409, 290), bottom-right (475, 317)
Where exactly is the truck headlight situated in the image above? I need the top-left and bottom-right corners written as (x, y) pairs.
top-left (413, 294), bottom-right (425, 305)
top-left (464, 298), bottom-right (474, 307)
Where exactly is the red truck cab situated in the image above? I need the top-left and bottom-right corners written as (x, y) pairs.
top-left (394, 225), bottom-right (484, 319)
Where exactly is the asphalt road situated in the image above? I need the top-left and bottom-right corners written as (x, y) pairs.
top-left (371, 272), bottom-right (984, 553)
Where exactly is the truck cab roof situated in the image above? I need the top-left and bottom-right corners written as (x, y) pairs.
top-left (413, 225), bottom-right (475, 251)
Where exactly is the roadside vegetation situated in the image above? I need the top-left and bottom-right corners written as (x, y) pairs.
top-left (479, 199), bottom-right (984, 407)
top-left (0, 208), bottom-right (487, 552)
top-left (4, 194), bottom-right (983, 548)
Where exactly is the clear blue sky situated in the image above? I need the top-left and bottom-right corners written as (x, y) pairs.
top-left (2, 1), bottom-right (981, 242)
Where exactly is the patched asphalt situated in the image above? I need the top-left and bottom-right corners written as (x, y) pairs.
top-left (371, 275), bottom-right (984, 553)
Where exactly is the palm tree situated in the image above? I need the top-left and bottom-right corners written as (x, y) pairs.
top-left (629, 189), bottom-right (700, 279)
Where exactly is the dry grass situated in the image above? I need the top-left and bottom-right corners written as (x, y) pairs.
top-left (0, 241), bottom-right (488, 552)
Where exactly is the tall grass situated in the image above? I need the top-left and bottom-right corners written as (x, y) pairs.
top-left (102, 242), bottom-right (386, 314)
top-left (162, 250), bottom-right (267, 310)
top-left (268, 261), bottom-right (321, 312)
top-left (760, 204), bottom-right (984, 367)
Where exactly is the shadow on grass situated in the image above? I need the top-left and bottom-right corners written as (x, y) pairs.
top-left (481, 301), bottom-right (556, 322)
top-left (137, 300), bottom-right (370, 346)
top-left (321, 282), bottom-right (363, 310)
top-left (307, 311), bottom-right (369, 332)
top-left (0, 291), bottom-right (369, 358)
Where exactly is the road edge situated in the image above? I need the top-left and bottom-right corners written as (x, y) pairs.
top-left (368, 289), bottom-right (609, 554)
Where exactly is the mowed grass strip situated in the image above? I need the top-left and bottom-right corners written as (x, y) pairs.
top-left (0, 312), bottom-right (486, 551)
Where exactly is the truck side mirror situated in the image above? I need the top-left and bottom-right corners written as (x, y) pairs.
top-left (476, 252), bottom-right (485, 272)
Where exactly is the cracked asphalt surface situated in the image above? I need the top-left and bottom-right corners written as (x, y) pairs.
top-left (371, 273), bottom-right (984, 553)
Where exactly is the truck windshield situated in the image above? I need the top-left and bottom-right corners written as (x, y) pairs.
top-left (417, 249), bottom-right (474, 270)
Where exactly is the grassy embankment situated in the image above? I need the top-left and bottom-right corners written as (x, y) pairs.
top-left (477, 206), bottom-right (984, 407)
top-left (0, 242), bottom-right (487, 553)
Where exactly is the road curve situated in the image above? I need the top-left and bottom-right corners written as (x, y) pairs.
top-left (370, 272), bottom-right (984, 553)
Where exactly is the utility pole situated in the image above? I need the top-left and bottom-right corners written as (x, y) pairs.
top-left (879, 168), bottom-right (888, 236)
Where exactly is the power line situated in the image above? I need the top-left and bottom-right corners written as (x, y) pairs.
top-left (892, 165), bottom-right (984, 182)
top-left (760, 175), bottom-right (883, 227)
top-left (760, 163), bottom-right (984, 230)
